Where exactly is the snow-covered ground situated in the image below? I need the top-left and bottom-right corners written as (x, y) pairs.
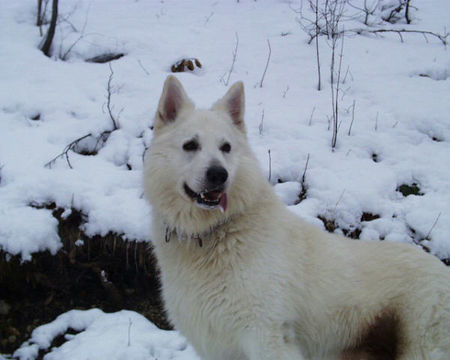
top-left (1, 0), bottom-right (449, 359)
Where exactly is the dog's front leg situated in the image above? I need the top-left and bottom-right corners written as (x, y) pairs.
top-left (242, 326), bottom-right (306, 360)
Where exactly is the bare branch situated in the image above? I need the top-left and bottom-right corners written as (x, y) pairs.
top-left (353, 28), bottom-right (448, 45)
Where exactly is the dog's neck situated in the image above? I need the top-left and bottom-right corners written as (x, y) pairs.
top-left (162, 214), bottom-right (234, 247)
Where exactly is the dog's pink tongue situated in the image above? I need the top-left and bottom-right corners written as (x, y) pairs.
top-left (219, 193), bottom-right (228, 212)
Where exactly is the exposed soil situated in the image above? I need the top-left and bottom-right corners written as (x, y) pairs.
top-left (0, 205), bottom-right (170, 356)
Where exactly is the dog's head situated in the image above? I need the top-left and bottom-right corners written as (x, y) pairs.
top-left (145, 76), bottom-right (249, 218)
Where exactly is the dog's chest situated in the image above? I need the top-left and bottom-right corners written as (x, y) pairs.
top-left (157, 238), bottom-right (257, 350)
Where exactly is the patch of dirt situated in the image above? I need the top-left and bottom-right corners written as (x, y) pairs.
top-left (0, 205), bottom-right (170, 355)
top-left (396, 183), bottom-right (423, 197)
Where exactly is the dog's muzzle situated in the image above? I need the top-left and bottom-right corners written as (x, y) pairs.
top-left (184, 183), bottom-right (228, 212)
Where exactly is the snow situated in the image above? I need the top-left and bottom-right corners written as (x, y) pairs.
top-left (1, 0), bottom-right (449, 358)
top-left (13, 309), bottom-right (199, 360)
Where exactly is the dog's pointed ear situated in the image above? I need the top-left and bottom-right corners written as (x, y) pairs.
top-left (213, 81), bottom-right (246, 132)
top-left (154, 76), bottom-right (193, 130)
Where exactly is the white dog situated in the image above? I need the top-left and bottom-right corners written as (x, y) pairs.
top-left (144, 76), bottom-right (449, 360)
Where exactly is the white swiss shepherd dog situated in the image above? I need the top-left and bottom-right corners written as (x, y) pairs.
top-left (144, 76), bottom-right (449, 360)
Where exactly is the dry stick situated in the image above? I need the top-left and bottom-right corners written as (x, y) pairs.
top-left (259, 109), bottom-right (265, 135)
top-left (314, 0), bottom-right (322, 90)
top-left (37, 0), bottom-right (44, 36)
top-left (297, 153), bottom-right (310, 203)
top-left (330, 37), bottom-right (336, 137)
top-left (334, 189), bottom-right (346, 211)
top-left (267, 149), bottom-right (272, 183)
top-left (332, 30), bottom-right (345, 150)
top-left (259, 39), bottom-right (272, 88)
top-left (127, 318), bottom-right (132, 347)
top-left (223, 33), bottom-right (239, 86)
top-left (308, 106), bottom-right (316, 126)
top-left (348, 100), bottom-right (356, 135)
top-left (300, 153), bottom-right (310, 186)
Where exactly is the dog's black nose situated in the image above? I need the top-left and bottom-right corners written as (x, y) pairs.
top-left (206, 166), bottom-right (228, 187)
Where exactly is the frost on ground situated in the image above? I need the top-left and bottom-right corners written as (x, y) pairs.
top-left (12, 309), bottom-right (199, 360)
top-left (0, 0), bottom-right (449, 357)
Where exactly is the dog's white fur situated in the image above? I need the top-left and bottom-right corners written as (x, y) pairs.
top-left (144, 76), bottom-right (450, 360)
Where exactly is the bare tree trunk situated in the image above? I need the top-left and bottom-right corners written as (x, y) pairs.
top-left (40, 0), bottom-right (58, 57)
top-left (37, 0), bottom-right (43, 26)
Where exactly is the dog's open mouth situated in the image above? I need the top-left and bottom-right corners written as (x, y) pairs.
top-left (184, 183), bottom-right (228, 212)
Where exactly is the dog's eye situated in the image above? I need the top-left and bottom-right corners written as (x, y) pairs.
top-left (183, 140), bottom-right (199, 152)
top-left (220, 142), bottom-right (231, 153)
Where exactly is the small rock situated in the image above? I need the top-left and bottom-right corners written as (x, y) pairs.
top-left (8, 335), bottom-right (17, 344)
top-left (0, 299), bottom-right (11, 315)
top-left (171, 58), bottom-right (202, 73)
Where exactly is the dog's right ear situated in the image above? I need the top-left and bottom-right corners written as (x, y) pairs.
top-left (154, 76), bottom-right (193, 131)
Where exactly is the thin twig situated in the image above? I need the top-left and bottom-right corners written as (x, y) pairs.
top-left (222, 33), bottom-right (239, 86)
top-left (60, 3), bottom-right (91, 60)
top-left (297, 153), bottom-right (310, 204)
top-left (204, 11), bottom-right (214, 25)
top-left (45, 133), bottom-right (92, 169)
top-left (106, 63), bottom-right (120, 130)
top-left (137, 59), bottom-right (150, 75)
top-left (425, 212), bottom-right (441, 240)
top-left (348, 100), bottom-right (356, 136)
top-left (259, 39), bottom-right (272, 88)
top-left (267, 149), bottom-right (272, 183)
top-left (334, 189), bottom-right (346, 210)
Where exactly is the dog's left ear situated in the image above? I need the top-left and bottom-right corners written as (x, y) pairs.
top-left (213, 81), bottom-right (246, 132)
